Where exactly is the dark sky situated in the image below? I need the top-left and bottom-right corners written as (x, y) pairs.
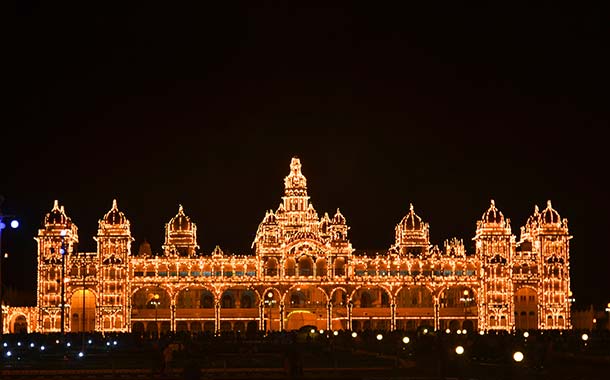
top-left (5, 3), bottom-right (609, 309)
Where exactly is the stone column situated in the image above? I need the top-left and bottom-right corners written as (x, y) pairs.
top-left (327, 302), bottom-right (332, 331)
top-left (390, 302), bottom-right (396, 331)
top-left (434, 297), bottom-right (440, 331)
top-left (170, 302), bottom-right (176, 332)
top-left (214, 301), bottom-right (221, 334)
top-left (347, 302), bottom-right (353, 331)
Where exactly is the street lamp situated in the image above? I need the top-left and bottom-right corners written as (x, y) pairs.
top-left (0, 202), bottom-right (19, 337)
top-left (459, 289), bottom-right (474, 329)
top-left (151, 294), bottom-right (160, 336)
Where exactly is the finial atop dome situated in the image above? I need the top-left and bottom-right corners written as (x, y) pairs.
top-left (53, 199), bottom-right (60, 210)
top-left (534, 205), bottom-right (539, 213)
top-left (490, 199), bottom-right (495, 207)
top-left (290, 157), bottom-right (302, 174)
top-left (178, 204), bottom-right (184, 213)
top-left (112, 199), bottom-right (118, 210)
top-left (409, 203), bottom-right (414, 212)
top-left (547, 200), bottom-right (552, 208)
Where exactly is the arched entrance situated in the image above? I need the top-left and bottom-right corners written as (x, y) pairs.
top-left (70, 289), bottom-right (96, 332)
top-left (395, 286), bottom-right (434, 331)
top-left (514, 287), bottom-right (537, 330)
top-left (11, 315), bottom-right (28, 334)
top-left (286, 310), bottom-right (317, 330)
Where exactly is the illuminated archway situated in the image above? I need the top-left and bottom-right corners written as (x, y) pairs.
top-left (70, 289), bottom-right (96, 332)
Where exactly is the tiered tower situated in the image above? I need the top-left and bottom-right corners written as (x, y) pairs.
top-left (35, 200), bottom-right (79, 332)
top-left (94, 199), bottom-right (133, 332)
top-left (475, 200), bottom-right (515, 330)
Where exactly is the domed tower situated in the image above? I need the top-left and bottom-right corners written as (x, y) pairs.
top-left (536, 200), bottom-right (572, 329)
top-left (163, 205), bottom-right (199, 257)
top-left (393, 203), bottom-right (430, 255)
top-left (94, 199), bottom-right (133, 332)
top-left (35, 200), bottom-right (79, 333)
top-left (474, 199), bottom-right (515, 331)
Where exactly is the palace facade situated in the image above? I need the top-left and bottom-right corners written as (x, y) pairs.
top-left (2, 157), bottom-right (572, 335)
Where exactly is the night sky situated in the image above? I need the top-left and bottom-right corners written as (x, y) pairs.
top-left (5, 3), bottom-right (609, 309)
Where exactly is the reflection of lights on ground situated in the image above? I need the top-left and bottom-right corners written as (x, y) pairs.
top-left (455, 346), bottom-right (464, 355)
top-left (513, 351), bottom-right (524, 362)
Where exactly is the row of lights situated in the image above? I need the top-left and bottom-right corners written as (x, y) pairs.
top-left (3, 339), bottom-right (119, 358)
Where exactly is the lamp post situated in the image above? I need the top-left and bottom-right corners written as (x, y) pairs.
top-left (266, 291), bottom-right (274, 332)
top-left (0, 199), bottom-right (19, 337)
top-left (151, 294), bottom-right (160, 337)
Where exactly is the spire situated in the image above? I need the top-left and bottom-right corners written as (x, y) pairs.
top-left (53, 199), bottom-right (60, 210)
top-left (547, 200), bottom-right (552, 208)
top-left (112, 199), bottom-right (118, 210)
top-left (534, 205), bottom-right (539, 214)
top-left (490, 199), bottom-right (495, 207)
top-left (409, 203), bottom-right (414, 212)
top-left (178, 204), bottom-right (184, 214)
top-left (284, 157), bottom-right (308, 196)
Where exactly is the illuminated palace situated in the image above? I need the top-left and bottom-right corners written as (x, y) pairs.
top-left (2, 158), bottom-right (572, 335)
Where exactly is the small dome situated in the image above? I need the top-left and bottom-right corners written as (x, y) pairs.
top-left (45, 200), bottom-right (70, 225)
top-left (276, 203), bottom-right (286, 215)
top-left (138, 239), bottom-right (152, 256)
top-left (332, 208), bottom-right (346, 224)
top-left (401, 203), bottom-right (423, 230)
top-left (482, 199), bottom-right (504, 224)
top-left (540, 200), bottom-right (561, 224)
top-left (169, 204), bottom-right (192, 231)
top-left (103, 199), bottom-right (126, 225)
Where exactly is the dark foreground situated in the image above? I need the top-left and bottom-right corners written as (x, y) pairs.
top-left (1, 329), bottom-right (609, 379)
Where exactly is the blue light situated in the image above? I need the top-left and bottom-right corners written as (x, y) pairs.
top-left (78, 352), bottom-right (84, 358)
top-left (88, 339), bottom-right (92, 344)
top-left (60, 248), bottom-right (65, 255)
top-left (0, 222), bottom-right (5, 230)
top-left (2, 342), bottom-right (7, 347)
top-left (113, 341), bottom-right (117, 346)
top-left (40, 346), bottom-right (45, 351)
top-left (6, 351), bottom-right (11, 357)
top-left (29, 343), bottom-right (35, 348)
top-left (10, 220), bottom-right (19, 229)
top-left (106, 342), bottom-right (110, 346)
top-left (17, 342), bottom-right (21, 346)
